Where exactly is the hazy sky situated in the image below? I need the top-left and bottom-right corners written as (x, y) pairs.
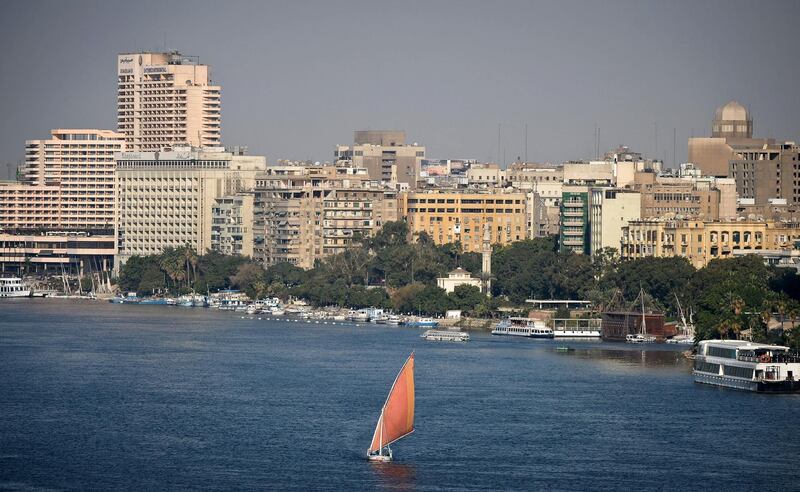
top-left (1, 0), bottom-right (799, 178)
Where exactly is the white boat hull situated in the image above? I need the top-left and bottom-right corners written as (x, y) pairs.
top-left (0, 290), bottom-right (31, 298)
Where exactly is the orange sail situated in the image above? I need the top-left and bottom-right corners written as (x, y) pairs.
top-left (368, 353), bottom-right (415, 453)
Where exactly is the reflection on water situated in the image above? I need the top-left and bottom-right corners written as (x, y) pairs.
top-left (557, 345), bottom-right (691, 371)
top-left (371, 462), bottom-right (416, 490)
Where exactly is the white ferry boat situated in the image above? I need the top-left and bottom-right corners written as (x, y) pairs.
top-left (550, 318), bottom-right (602, 338)
top-left (492, 318), bottom-right (554, 338)
top-left (693, 340), bottom-right (800, 393)
top-left (0, 277), bottom-right (31, 298)
top-left (421, 329), bottom-right (470, 342)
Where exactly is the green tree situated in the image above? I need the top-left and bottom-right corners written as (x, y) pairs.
top-left (448, 285), bottom-right (484, 314)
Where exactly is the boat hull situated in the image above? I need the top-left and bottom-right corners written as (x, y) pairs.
top-left (693, 371), bottom-right (800, 393)
top-left (0, 290), bottom-right (32, 298)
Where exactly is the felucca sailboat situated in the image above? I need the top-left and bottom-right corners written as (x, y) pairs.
top-left (367, 352), bottom-right (415, 462)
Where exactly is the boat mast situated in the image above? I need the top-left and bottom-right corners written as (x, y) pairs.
top-left (379, 409), bottom-right (384, 455)
top-left (640, 286), bottom-right (646, 335)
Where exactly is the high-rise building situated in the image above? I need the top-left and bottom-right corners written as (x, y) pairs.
top-left (117, 51), bottom-right (221, 151)
top-left (0, 129), bottom-right (123, 274)
top-left (0, 129), bottom-right (125, 234)
top-left (115, 147), bottom-right (266, 265)
top-left (335, 131), bottom-right (424, 187)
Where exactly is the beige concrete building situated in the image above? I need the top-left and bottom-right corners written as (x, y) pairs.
top-left (589, 188), bottom-right (641, 255)
top-left (211, 194), bottom-right (255, 257)
top-left (115, 147), bottom-right (266, 264)
top-left (436, 267), bottom-right (481, 293)
top-left (633, 172), bottom-right (737, 220)
top-left (0, 129), bottom-right (124, 235)
top-left (688, 100), bottom-right (772, 178)
top-left (254, 164), bottom-right (399, 268)
top-left (466, 163), bottom-right (506, 187)
top-left (621, 219), bottom-right (800, 268)
top-left (335, 131), bottom-right (424, 187)
top-left (401, 190), bottom-right (528, 252)
top-left (117, 51), bottom-right (221, 151)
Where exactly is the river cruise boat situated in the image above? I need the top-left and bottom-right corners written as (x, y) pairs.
top-left (406, 318), bottom-right (439, 328)
top-left (492, 318), bottom-right (554, 338)
top-left (693, 340), bottom-right (800, 393)
top-left (0, 277), bottom-right (31, 298)
top-left (421, 329), bottom-right (470, 342)
top-left (550, 318), bottom-right (602, 338)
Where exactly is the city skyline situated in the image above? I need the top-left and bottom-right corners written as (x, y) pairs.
top-left (2, 0), bottom-right (800, 179)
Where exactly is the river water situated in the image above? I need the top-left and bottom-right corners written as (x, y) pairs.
top-left (1, 300), bottom-right (798, 491)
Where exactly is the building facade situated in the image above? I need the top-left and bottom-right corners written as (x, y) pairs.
top-left (211, 194), bottom-right (255, 257)
top-left (559, 188), bottom-right (590, 254)
top-left (400, 190), bottom-right (528, 252)
top-left (254, 165), bottom-right (399, 268)
top-left (0, 232), bottom-right (116, 276)
top-left (335, 131), bottom-right (424, 188)
top-left (621, 219), bottom-right (800, 268)
top-left (117, 51), bottom-right (221, 151)
top-left (115, 147), bottom-right (266, 264)
top-left (1, 129), bottom-right (125, 235)
top-left (589, 188), bottom-right (641, 255)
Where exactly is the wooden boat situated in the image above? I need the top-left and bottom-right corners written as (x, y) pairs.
top-left (367, 353), bottom-right (415, 462)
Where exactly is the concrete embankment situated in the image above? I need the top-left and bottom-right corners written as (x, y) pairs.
top-left (438, 317), bottom-right (496, 332)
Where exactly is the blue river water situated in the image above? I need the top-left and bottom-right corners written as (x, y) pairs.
top-left (1, 299), bottom-right (799, 491)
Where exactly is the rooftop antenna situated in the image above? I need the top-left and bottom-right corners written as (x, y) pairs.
top-left (524, 123), bottom-right (528, 163)
top-left (497, 123), bottom-right (501, 165)
top-left (654, 121), bottom-right (658, 159)
top-left (673, 127), bottom-right (677, 168)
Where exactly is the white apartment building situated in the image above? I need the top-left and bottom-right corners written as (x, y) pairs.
top-left (117, 51), bottom-right (221, 151)
top-left (589, 188), bottom-right (641, 255)
top-left (115, 147), bottom-right (266, 265)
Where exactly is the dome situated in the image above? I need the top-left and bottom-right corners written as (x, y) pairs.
top-left (715, 100), bottom-right (749, 122)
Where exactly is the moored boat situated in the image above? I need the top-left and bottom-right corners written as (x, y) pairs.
top-left (0, 277), bottom-right (32, 298)
top-left (693, 340), bottom-right (800, 393)
top-left (492, 318), bottom-right (553, 338)
top-left (421, 329), bottom-right (469, 342)
top-left (367, 353), bottom-right (415, 462)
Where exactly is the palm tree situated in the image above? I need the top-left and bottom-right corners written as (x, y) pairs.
top-left (716, 319), bottom-right (730, 340)
top-left (182, 246), bottom-right (198, 289)
top-left (730, 296), bottom-right (745, 317)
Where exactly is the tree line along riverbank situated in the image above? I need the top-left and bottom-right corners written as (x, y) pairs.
top-left (115, 221), bottom-right (800, 348)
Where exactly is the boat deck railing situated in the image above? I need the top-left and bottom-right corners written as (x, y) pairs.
top-left (738, 353), bottom-right (800, 364)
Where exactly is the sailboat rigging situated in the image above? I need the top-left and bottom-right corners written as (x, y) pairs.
top-left (367, 352), bottom-right (415, 462)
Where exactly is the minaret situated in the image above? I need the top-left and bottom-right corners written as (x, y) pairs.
top-left (482, 224), bottom-right (492, 296)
